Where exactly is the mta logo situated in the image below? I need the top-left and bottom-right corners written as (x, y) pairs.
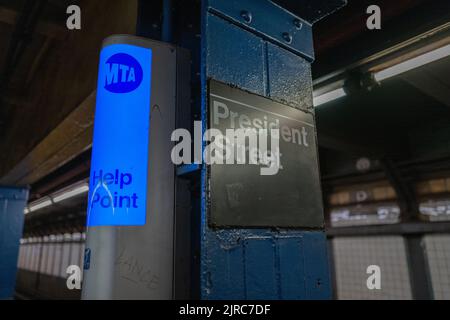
top-left (104, 53), bottom-right (143, 93)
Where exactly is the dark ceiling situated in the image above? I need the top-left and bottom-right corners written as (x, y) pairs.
top-left (311, 0), bottom-right (450, 78)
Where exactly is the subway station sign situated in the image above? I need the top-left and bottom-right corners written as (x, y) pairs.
top-left (87, 44), bottom-right (152, 226)
top-left (208, 80), bottom-right (324, 228)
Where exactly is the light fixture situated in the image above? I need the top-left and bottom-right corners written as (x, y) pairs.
top-left (313, 88), bottom-right (347, 106)
top-left (52, 182), bottom-right (89, 203)
top-left (28, 197), bottom-right (53, 212)
top-left (25, 180), bottom-right (89, 215)
top-left (374, 44), bottom-right (450, 81)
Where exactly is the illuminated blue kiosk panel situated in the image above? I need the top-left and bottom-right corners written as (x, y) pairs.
top-left (87, 44), bottom-right (152, 226)
top-left (82, 36), bottom-right (188, 299)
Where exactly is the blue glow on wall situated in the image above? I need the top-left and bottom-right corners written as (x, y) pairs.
top-left (87, 44), bottom-right (152, 226)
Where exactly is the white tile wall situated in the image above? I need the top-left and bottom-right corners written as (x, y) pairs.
top-left (333, 236), bottom-right (412, 299)
top-left (17, 233), bottom-right (85, 279)
top-left (423, 234), bottom-right (450, 299)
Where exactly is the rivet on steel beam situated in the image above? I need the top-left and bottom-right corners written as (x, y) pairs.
top-left (282, 32), bottom-right (292, 44)
top-left (240, 10), bottom-right (252, 24)
top-left (293, 18), bottom-right (303, 30)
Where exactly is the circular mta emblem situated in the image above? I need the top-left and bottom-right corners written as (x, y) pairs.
top-left (104, 53), bottom-right (143, 93)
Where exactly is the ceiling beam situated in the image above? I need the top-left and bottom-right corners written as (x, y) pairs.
top-left (0, 92), bottom-right (95, 186)
top-left (313, 0), bottom-right (450, 80)
top-left (381, 158), bottom-right (419, 221)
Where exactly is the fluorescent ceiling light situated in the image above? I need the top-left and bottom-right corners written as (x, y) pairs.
top-left (313, 88), bottom-right (346, 106)
top-left (25, 180), bottom-right (89, 215)
top-left (52, 183), bottom-right (89, 203)
top-left (374, 44), bottom-right (450, 81)
top-left (29, 198), bottom-right (53, 212)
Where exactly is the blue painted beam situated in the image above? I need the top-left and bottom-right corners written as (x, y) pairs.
top-left (206, 0), bottom-right (314, 61)
top-left (177, 164), bottom-right (201, 176)
top-left (200, 0), bottom-right (331, 299)
top-left (0, 186), bottom-right (29, 299)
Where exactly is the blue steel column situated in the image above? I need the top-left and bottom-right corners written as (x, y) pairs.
top-left (0, 186), bottom-right (29, 299)
top-left (200, 0), bottom-right (331, 299)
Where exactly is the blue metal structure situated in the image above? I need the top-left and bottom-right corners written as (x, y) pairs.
top-left (0, 186), bottom-right (28, 299)
top-left (200, 0), bottom-right (331, 299)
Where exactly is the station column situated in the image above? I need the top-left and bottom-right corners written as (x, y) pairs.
top-left (199, 0), bottom-right (336, 299)
top-left (0, 187), bottom-right (28, 299)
